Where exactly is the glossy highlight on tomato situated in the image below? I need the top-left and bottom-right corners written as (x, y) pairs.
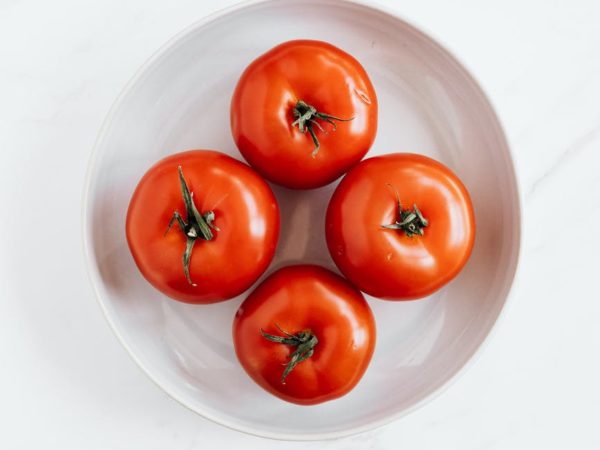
top-left (231, 39), bottom-right (378, 189)
top-left (233, 265), bottom-right (376, 405)
top-left (126, 150), bottom-right (280, 304)
top-left (326, 153), bottom-right (475, 300)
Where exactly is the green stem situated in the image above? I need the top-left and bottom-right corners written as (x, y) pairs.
top-left (381, 184), bottom-right (428, 237)
top-left (260, 324), bottom-right (318, 384)
top-left (291, 100), bottom-right (353, 157)
top-left (164, 166), bottom-right (219, 286)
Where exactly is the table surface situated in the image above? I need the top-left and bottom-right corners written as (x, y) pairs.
top-left (1, 0), bottom-right (599, 448)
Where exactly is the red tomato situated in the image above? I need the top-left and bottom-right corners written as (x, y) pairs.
top-left (126, 150), bottom-right (279, 304)
top-left (233, 265), bottom-right (376, 405)
top-left (326, 153), bottom-right (475, 300)
top-left (231, 40), bottom-right (378, 189)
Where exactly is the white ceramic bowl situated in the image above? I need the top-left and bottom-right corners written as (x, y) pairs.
top-left (83, 0), bottom-right (521, 440)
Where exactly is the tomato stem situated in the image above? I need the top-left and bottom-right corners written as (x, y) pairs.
top-left (291, 100), bottom-right (353, 158)
top-left (260, 324), bottom-right (318, 384)
top-left (381, 183), bottom-right (428, 237)
top-left (164, 166), bottom-right (219, 286)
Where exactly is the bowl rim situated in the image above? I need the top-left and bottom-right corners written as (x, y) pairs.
top-left (81, 0), bottom-right (523, 441)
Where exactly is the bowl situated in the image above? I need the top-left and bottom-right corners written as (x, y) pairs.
top-left (82, 0), bottom-right (521, 440)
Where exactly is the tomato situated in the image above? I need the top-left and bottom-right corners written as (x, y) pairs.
top-left (233, 265), bottom-right (376, 405)
top-left (326, 153), bottom-right (475, 300)
top-left (126, 150), bottom-right (279, 304)
top-left (231, 40), bottom-right (377, 189)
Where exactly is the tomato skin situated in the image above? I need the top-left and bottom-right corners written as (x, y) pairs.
top-left (233, 265), bottom-right (376, 405)
top-left (126, 150), bottom-right (279, 304)
top-left (231, 40), bottom-right (378, 189)
top-left (326, 153), bottom-right (475, 300)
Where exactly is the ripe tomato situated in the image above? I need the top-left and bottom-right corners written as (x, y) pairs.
top-left (231, 40), bottom-right (378, 189)
top-left (233, 265), bottom-right (376, 405)
top-left (326, 153), bottom-right (475, 300)
top-left (126, 150), bottom-right (279, 304)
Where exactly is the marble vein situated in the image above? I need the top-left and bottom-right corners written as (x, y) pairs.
top-left (527, 124), bottom-right (600, 197)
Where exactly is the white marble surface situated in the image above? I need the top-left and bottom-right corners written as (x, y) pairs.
top-left (1, 0), bottom-right (599, 448)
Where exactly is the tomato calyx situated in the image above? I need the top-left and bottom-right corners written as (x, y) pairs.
top-left (260, 324), bottom-right (318, 384)
top-left (165, 166), bottom-right (219, 286)
top-left (291, 100), bottom-right (353, 158)
top-left (381, 183), bottom-right (428, 237)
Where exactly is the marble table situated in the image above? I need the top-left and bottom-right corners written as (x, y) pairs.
top-left (1, 1), bottom-right (598, 448)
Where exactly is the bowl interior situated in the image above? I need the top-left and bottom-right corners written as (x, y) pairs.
top-left (84, 0), bottom-right (520, 439)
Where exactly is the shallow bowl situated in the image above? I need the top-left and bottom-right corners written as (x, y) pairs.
top-left (83, 0), bottom-right (521, 440)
